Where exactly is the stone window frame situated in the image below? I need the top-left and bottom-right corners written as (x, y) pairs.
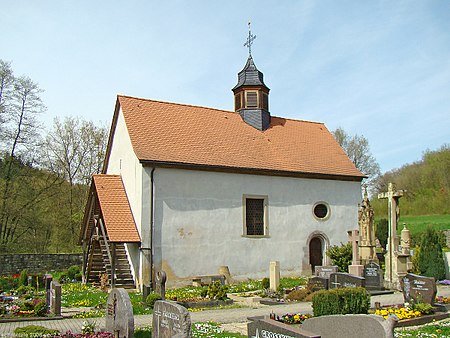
top-left (312, 201), bottom-right (331, 221)
top-left (242, 194), bottom-right (269, 238)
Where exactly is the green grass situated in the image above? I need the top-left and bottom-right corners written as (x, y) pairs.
top-left (394, 318), bottom-right (450, 337)
top-left (398, 214), bottom-right (450, 235)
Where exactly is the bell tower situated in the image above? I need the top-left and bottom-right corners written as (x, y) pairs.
top-left (232, 23), bottom-right (271, 131)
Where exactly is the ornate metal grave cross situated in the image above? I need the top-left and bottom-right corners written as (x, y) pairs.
top-left (244, 21), bottom-right (256, 56)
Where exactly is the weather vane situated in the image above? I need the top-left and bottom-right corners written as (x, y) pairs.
top-left (244, 21), bottom-right (256, 56)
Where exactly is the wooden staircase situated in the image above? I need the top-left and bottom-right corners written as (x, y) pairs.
top-left (86, 238), bottom-right (136, 289)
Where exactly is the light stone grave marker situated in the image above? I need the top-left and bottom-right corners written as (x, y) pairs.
top-left (49, 281), bottom-right (61, 316)
top-left (106, 288), bottom-right (134, 338)
top-left (270, 261), bottom-right (280, 291)
top-left (314, 266), bottom-right (338, 279)
top-left (152, 300), bottom-right (191, 338)
top-left (401, 273), bottom-right (437, 305)
top-left (302, 314), bottom-right (398, 338)
top-left (155, 270), bottom-right (167, 300)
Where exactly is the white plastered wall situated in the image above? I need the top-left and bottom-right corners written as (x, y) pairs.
top-left (105, 108), bottom-right (143, 288)
top-left (150, 168), bottom-right (361, 286)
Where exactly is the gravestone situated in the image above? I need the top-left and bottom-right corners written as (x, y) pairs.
top-left (152, 300), bottom-right (191, 338)
top-left (364, 262), bottom-right (383, 290)
top-left (401, 273), bottom-right (437, 305)
top-left (314, 266), bottom-right (338, 279)
top-left (307, 276), bottom-right (328, 292)
top-left (270, 261), bottom-right (280, 291)
top-left (348, 230), bottom-right (364, 277)
top-left (142, 284), bottom-right (151, 303)
top-left (155, 270), bottom-right (167, 300)
top-left (105, 288), bottom-right (134, 338)
top-left (44, 274), bottom-right (52, 313)
top-left (248, 317), bottom-right (320, 338)
top-left (49, 281), bottom-right (61, 316)
top-left (329, 272), bottom-right (365, 289)
top-left (302, 314), bottom-right (398, 338)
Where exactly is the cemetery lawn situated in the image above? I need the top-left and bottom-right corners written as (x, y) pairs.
top-left (399, 214), bottom-right (450, 235)
top-left (394, 318), bottom-right (450, 337)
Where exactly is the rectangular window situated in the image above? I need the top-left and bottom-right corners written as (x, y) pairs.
top-left (244, 196), bottom-right (268, 236)
top-left (246, 91), bottom-right (258, 108)
top-left (235, 93), bottom-right (242, 110)
top-left (262, 93), bottom-right (268, 110)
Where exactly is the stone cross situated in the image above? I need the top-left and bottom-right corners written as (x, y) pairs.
top-left (378, 182), bottom-right (405, 250)
top-left (347, 230), bottom-right (360, 265)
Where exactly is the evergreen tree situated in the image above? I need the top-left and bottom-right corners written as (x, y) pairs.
top-left (417, 226), bottom-right (446, 280)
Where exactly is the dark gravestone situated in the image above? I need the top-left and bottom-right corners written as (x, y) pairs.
top-left (155, 270), bottom-right (167, 300)
top-left (153, 300), bottom-right (191, 338)
top-left (248, 317), bottom-right (320, 338)
top-left (44, 274), bottom-right (52, 313)
top-left (401, 273), bottom-right (437, 305)
top-left (105, 288), bottom-right (134, 338)
top-left (315, 266), bottom-right (338, 279)
top-left (49, 281), bottom-right (61, 316)
top-left (142, 284), bottom-right (151, 303)
top-left (364, 262), bottom-right (383, 290)
top-left (307, 276), bottom-right (329, 292)
top-left (329, 273), bottom-right (365, 289)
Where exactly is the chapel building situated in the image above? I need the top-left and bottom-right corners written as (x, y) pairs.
top-left (79, 52), bottom-right (365, 289)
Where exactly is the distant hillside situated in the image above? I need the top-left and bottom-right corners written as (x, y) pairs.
top-left (371, 144), bottom-right (450, 217)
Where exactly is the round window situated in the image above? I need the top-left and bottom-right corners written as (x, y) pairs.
top-left (313, 203), bottom-right (329, 220)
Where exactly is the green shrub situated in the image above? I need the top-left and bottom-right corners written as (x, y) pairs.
top-left (15, 285), bottom-right (35, 296)
top-left (67, 265), bottom-right (81, 280)
top-left (375, 218), bottom-right (388, 249)
top-left (417, 226), bottom-right (446, 280)
top-left (261, 277), bottom-right (270, 289)
top-left (412, 302), bottom-right (434, 315)
top-left (326, 243), bottom-right (352, 272)
top-left (207, 281), bottom-right (228, 301)
top-left (34, 301), bottom-right (47, 317)
top-left (14, 325), bottom-right (59, 337)
top-left (19, 269), bottom-right (29, 286)
top-left (135, 326), bottom-right (152, 338)
top-left (312, 287), bottom-right (370, 317)
top-left (58, 271), bottom-right (70, 284)
top-left (145, 291), bottom-right (162, 309)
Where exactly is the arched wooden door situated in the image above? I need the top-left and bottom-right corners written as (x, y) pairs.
top-left (309, 237), bottom-right (323, 272)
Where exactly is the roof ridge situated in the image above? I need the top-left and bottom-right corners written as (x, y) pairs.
top-left (117, 94), bottom-right (236, 115)
top-left (117, 94), bottom-right (325, 126)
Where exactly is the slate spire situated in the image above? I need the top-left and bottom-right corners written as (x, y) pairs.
top-left (232, 24), bottom-right (271, 131)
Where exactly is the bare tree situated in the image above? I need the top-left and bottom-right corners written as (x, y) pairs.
top-left (44, 117), bottom-right (108, 240)
top-left (333, 127), bottom-right (381, 190)
top-left (0, 66), bottom-right (46, 249)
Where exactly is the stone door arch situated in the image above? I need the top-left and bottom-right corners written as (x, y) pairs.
top-left (307, 232), bottom-right (330, 274)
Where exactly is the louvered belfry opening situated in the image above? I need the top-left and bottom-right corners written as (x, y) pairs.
top-left (232, 55), bottom-right (271, 131)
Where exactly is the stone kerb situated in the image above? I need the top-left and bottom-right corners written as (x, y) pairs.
top-left (106, 288), bottom-right (134, 338)
top-left (401, 273), bottom-right (437, 305)
top-left (247, 317), bottom-right (320, 338)
top-left (301, 314), bottom-right (398, 338)
top-left (152, 300), bottom-right (191, 338)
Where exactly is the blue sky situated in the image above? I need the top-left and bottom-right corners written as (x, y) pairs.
top-left (2, 1), bottom-right (449, 173)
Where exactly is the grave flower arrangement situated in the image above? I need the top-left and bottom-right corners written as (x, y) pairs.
top-left (270, 312), bottom-right (311, 325)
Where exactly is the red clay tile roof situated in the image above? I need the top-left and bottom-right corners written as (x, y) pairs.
top-left (93, 175), bottom-right (140, 242)
top-left (113, 95), bottom-right (364, 180)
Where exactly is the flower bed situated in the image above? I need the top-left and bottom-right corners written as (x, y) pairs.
top-left (374, 306), bottom-right (422, 320)
top-left (270, 312), bottom-right (311, 325)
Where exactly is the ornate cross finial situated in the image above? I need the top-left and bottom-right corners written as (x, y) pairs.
top-left (244, 21), bottom-right (256, 56)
